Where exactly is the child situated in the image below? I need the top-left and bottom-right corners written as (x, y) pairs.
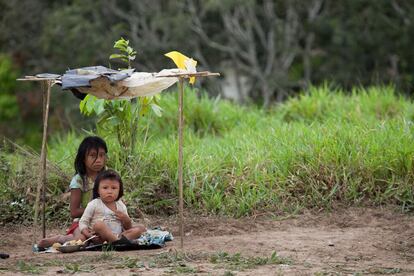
top-left (79, 169), bottom-right (146, 243)
top-left (38, 136), bottom-right (108, 248)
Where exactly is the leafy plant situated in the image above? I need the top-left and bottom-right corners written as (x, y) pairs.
top-left (109, 37), bottom-right (137, 70)
top-left (79, 38), bottom-right (162, 159)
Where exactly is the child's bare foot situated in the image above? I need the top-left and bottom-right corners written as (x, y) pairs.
top-left (122, 225), bottom-right (146, 240)
top-left (38, 237), bottom-right (59, 248)
top-left (38, 234), bottom-right (74, 248)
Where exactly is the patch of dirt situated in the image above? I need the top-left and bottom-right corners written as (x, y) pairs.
top-left (1, 206), bottom-right (414, 275)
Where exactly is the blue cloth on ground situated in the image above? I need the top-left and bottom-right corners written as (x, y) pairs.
top-left (137, 228), bottom-right (173, 247)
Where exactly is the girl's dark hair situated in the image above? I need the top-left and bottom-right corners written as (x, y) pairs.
top-left (74, 136), bottom-right (108, 176)
top-left (92, 169), bottom-right (124, 200)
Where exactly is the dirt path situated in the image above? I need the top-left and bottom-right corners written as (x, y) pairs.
top-left (1, 207), bottom-right (414, 275)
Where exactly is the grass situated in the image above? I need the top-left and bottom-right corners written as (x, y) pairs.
top-left (210, 251), bottom-right (292, 270)
top-left (1, 251), bottom-right (287, 275)
top-left (61, 263), bottom-right (94, 274)
top-left (16, 260), bottom-right (45, 274)
top-left (1, 85), bottom-right (414, 221)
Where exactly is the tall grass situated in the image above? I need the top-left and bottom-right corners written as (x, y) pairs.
top-left (1, 85), bottom-right (414, 222)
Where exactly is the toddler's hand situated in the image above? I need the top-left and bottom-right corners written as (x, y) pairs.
top-left (114, 210), bottom-right (130, 223)
top-left (82, 229), bottom-right (94, 238)
top-left (91, 236), bottom-right (101, 244)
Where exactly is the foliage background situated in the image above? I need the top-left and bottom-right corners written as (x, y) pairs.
top-left (1, 1), bottom-right (414, 222)
top-left (2, 87), bottom-right (414, 223)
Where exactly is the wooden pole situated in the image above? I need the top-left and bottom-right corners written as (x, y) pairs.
top-left (178, 78), bottom-right (184, 248)
top-left (40, 80), bottom-right (52, 238)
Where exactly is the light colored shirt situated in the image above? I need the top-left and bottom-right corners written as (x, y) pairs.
top-left (79, 198), bottom-right (128, 236)
top-left (69, 174), bottom-right (93, 209)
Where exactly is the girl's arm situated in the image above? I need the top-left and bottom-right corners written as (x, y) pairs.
top-left (70, 189), bottom-right (85, 218)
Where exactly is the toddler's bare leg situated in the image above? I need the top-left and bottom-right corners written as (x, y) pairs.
top-left (93, 221), bottom-right (118, 242)
top-left (122, 224), bottom-right (146, 240)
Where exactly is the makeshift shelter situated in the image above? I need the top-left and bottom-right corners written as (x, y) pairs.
top-left (18, 60), bottom-right (219, 248)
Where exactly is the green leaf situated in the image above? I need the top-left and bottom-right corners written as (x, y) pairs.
top-left (139, 104), bottom-right (149, 117)
top-left (85, 95), bottom-right (97, 114)
top-left (150, 103), bottom-right (163, 117)
top-left (109, 54), bottom-right (127, 60)
top-left (114, 38), bottom-right (128, 51)
top-left (94, 99), bottom-right (105, 115)
top-left (79, 97), bottom-right (87, 114)
top-left (97, 113), bottom-right (110, 124)
top-left (153, 94), bottom-right (162, 104)
top-left (140, 97), bottom-right (149, 105)
top-left (108, 116), bottom-right (121, 126)
top-left (79, 94), bottom-right (95, 116)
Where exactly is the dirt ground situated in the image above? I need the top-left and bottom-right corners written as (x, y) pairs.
top-left (1, 207), bottom-right (414, 275)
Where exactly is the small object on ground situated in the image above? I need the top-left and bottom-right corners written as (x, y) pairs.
top-left (57, 244), bottom-right (83, 253)
top-left (64, 239), bottom-right (83, 246)
top-left (0, 253), bottom-right (9, 259)
top-left (112, 235), bottom-right (131, 246)
top-left (58, 236), bottom-right (96, 253)
top-left (59, 239), bottom-right (85, 253)
top-left (328, 241), bottom-right (334, 246)
top-left (83, 235), bottom-right (97, 244)
top-left (32, 244), bottom-right (45, 252)
top-left (52, 243), bottom-right (62, 249)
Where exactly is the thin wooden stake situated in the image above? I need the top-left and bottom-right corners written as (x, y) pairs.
top-left (178, 78), bottom-right (184, 248)
top-left (39, 80), bottom-right (52, 238)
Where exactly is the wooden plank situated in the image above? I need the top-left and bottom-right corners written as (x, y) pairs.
top-left (157, 71), bottom-right (220, 78)
top-left (17, 76), bottom-right (59, 81)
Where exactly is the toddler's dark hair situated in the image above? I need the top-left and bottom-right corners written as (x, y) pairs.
top-left (93, 169), bottom-right (124, 200)
top-left (74, 136), bottom-right (108, 176)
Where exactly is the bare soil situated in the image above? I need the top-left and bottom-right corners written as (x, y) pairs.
top-left (1, 207), bottom-right (414, 275)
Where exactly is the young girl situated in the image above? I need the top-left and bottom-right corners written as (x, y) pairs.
top-left (38, 136), bottom-right (108, 248)
top-left (79, 169), bottom-right (146, 243)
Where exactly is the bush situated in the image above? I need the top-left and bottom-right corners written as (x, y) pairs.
top-left (2, 86), bottom-right (414, 224)
top-left (0, 54), bottom-right (19, 120)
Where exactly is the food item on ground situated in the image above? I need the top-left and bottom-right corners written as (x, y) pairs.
top-left (52, 243), bottom-right (62, 249)
top-left (64, 240), bottom-right (82, 246)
